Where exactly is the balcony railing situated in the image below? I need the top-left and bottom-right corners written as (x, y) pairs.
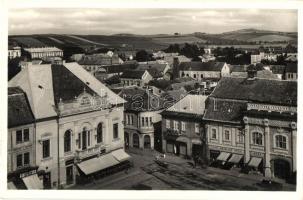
top-left (247, 103), bottom-right (297, 113)
top-left (75, 144), bottom-right (106, 160)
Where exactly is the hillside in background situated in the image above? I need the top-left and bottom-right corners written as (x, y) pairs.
top-left (9, 29), bottom-right (297, 55)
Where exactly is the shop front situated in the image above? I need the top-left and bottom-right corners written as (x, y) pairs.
top-left (76, 148), bottom-right (132, 184)
top-left (7, 166), bottom-right (43, 190)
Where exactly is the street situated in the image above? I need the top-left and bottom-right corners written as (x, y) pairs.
top-left (69, 148), bottom-right (296, 191)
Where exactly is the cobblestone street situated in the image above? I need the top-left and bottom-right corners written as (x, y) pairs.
top-left (69, 148), bottom-right (295, 191)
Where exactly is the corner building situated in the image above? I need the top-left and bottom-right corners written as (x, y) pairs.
top-left (9, 62), bottom-right (128, 189)
top-left (203, 74), bottom-right (297, 180)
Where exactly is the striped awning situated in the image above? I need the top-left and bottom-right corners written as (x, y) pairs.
top-left (7, 182), bottom-right (17, 190)
top-left (111, 149), bottom-right (131, 162)
top-left (248, 157), bottom-right (262, 168)
top-left (77, 153), bottom-right (119, 175)
top-left (216, 152), bottom-right (231, 161)
top-left (22, 174), bottom-right (43, 189)
top-left (228, 154), bottom-right (243, 164)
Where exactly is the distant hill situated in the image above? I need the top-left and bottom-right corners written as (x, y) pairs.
top-left (8, 29), bottom-right (297, 54)
top-left (218, 28), bottom-right (297, 42)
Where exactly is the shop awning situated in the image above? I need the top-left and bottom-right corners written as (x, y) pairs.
top-left (248, 157), bottom-right (262, 168)
top-left (111, 149), bottom-right (131, 162)
top-left (176, 136), bottom-right (188, 143)
top-left (228, 154), bottom-right (243, 164)
top-left (191, 138), bottom-right (202, 145)
top-left (77, 153), bottom-right (119, 175)
top-left (7, 182), bottom-right (17, 190)
top-left (22, 174), bottom-right (43, 189)
top-left (216, 152), bottom-right (231, 161)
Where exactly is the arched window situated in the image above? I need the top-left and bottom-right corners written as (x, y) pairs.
top-left (275, 135), bottom-right (287, 149)
top-left (201, 74), bottom-right (204, 79)
top-left (64, 130), bottom-right (71, 152)
top-left (252, 132), bottom-right (263, 145)
top-left (97, 123), bottom-right (103, 143)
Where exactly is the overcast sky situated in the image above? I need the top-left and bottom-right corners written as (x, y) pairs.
top-left (8, 9), bottom-right (297, 35)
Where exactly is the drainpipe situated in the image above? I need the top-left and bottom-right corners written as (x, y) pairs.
top-left (57, 117), bottom-right (60, 189)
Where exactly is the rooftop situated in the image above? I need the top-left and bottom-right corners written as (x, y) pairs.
top-left (8, 87), bottom-right (35, 128)
top-left (120, 70), bottom-right (146, 79)
top-left (24, 47), bottom-right (62, 53)
top-left (211, 77), bottom-right (297, 106)
top-left (179, 61), bottom-right (226, 72)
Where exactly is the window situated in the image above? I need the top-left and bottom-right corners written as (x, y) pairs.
top-left (174, 121), bottom-right (179, 131)
top-left (275, 135), bottom-right (287, 149)
top-left (201, 74), bottom-right (204, 79)
top-left (211, 129), bottom-right (217, 139)
top-left (224, 130), bottom-right (230, 141)
top-left (64, 130), bottom-right (71, 152)
top-left (142, 117), bottom-right (145, 127)
top-left (24, 152), bottom-right (30, 165)
top-left (145, 117), bottom-right (149, 127)
top-left (16, 129), bottom-right (30, 144)
top-left (23, 129), bottom-right (29, 142)
top-left (97, 123), bottom-right (103, 143)
top-left (131, 116), bottom-right (134, 125)
top-left (80, 96), bottom-right (91, 106)
top-left (43, 139), bottom-right (50, 158)
top-left (193, 74), bottom-right (197, 79)
top-left (166, 120), bottom-right (170, 129)
top-left (181, 122), bottom-right (186, 131)
top-left (16, 154), bottom-right (23, 167)
top-left (16, 130), bottom-right (22, 144)
top-left (113, 123), bottom-right (119, 139)
top-left (213, 99), bottom-right (217, 111)
top-left (150, 117), bottom-right (152, 126)
top-left (252, 132), bottom-right (263, 145)
top-left (195, 123), bottom-right (199, 133)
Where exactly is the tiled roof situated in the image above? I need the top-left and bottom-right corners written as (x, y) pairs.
top-left (166, 94), bottom-right (207, 115)
top-left (160, 89), bottom-right (187, 104)
top-left (147, 68), bottom-right (162, 78)
top-left (51, 64), bottom-right (97, 104)
top-left (120, 70), bottom-right (146, 79)
top-left (203, 98), bottom-right (247, 123)
top-left (119, 86), bottom-right (167, 112)
top-left (285, 62), bottom-right (297, 73)
top-left (211, 77), bottom-right (297, 106)
top-left (9, 62), bottom-right (125, 119)
top-left (8, 87), bottom-right (35, 128)
top-left (179, 61), bottom-right (226, 72)
top-left (137, 63), bottom-right (167, 73)
top-left (101, 64), bottom-right (136, 74)
top-left (78, 54), bottom-right (120, 66)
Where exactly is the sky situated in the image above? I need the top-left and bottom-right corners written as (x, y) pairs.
top-left (8, 9), bottom-right (298, 35)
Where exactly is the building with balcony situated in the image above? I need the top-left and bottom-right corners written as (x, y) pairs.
top-left (24, 47), bottom-right (63, 59)
top-left (8, 62), bottom-right (129, 189)
top-left (118, 86), bottom-right (168, 150)
top-left (161, 94), bottom-right (207, 159)
top-left (203, 72), bottom-right (297, 181)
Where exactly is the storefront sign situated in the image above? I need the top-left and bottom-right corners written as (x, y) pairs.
top-left (20, 169), bottom-right (37, 178)
top-left (209, 145), bottom-right (244, 154)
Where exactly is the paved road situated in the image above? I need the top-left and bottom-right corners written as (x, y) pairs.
top-left (69, 148), bottom-right (296, 191)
